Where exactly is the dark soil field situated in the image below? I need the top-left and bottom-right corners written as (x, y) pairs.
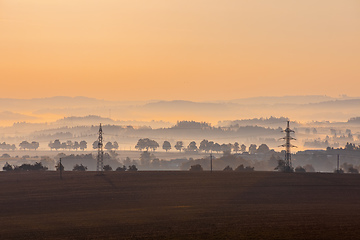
top-left (1, 171), bottom-right (360, 239)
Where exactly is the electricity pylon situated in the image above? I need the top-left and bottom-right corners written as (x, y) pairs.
top-left (280, 121), bottom-right (296, 172)
top-left (96, 123), bottom-right (104, 172)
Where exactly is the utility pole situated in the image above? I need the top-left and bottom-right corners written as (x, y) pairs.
top-left (97, 123), bottom-right (104, 172)
top-left (210, 153), bottom-right (213, 172)
top-left (337, 154), bottom-right (340, 173)
top-left (59, 158), bottom-right (62, 180)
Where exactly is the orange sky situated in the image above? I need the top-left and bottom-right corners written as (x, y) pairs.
top-left (1, 0), bottom-right (359, 101)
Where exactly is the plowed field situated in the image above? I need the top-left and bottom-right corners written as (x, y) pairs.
top-left (1, 171), bottom-right (360, 239)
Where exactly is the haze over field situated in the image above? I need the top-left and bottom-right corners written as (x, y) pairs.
top-left (1, 1), bottom-right (360, 170)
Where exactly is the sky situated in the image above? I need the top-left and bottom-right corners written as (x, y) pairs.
top-left (1, 0), bottom-right (360, 101)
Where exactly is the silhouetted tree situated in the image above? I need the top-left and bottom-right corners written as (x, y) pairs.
top-left (213, 143), bottom-right (222, 153)
top-left (187, 141), bottom-right (198, 152)
top-left (73, 141), bottom-right (80, 151)
top-left (92, 141), bottom-right (99, 150)
top-left (245, 166), bottom-right (254, 171)
top-left (135, 138), bottom-right (159, 151)
top-left (116, 166), bottom-right (127, 171)
top-left (0, 142), bottom-right (16, 151)
top-left (199, 139), bottom-right (209, 152)
top-left (3, 162), bottom-right (13, 171)
top-left (240, 144), bottom-right (246, 152)
top-left (348, 166), bottom-right (359, 174)
top-left (19, 141), bottom-right (30, 150)
top-left (128, 165), bottom-right (138, 171)
top-left (31, 141), bottom-right (39, 150)
top-left (345, 142), bottom-right (356, 151)
top-left (113, 141), bottom-right (119, 150)
top-left (14, 162), bottom-right (48, 171)
top-left (61, 142), bottom-right (67, 150)
top-left (174, 141), bottom-right (184, 152)
top-left (221, 143), bottom-right (232, 155)
top-left (148, 139), bottom-right (159, 151)
top-left (73, 164), bottom-right (87, 171)
top-left (233, 142), bottom-right (240, 153)
top-left (257, 144), bottom-right (270, 154)
top-left (103, 165), bottom-right (113, 171)
top-left (189, 164), bottom-right (203, 171)
top-left (105, 142), bottom-right (114, 151)
top-left (135, 138), bottom-right (147, 151)
top-left (295, 166), bottom-right (306, 172)
top-left (234, 164), bottom-right (254, 172)
top-left (79, 140), bottom-right (87, 151)
top-left (235, 164), bottom-right (244, 171)
top-left (66, 140), bottom-right (73, 151)
top-left (49, 139), bottom-right (61, 151)
top-left (162, 141), bottom-right (171, 152)
top-left (249, 144), bottom-right (257, 154)
top-left (18, 141), bottom-right (39, 151)
top-left (223, 165), bottom-right (233, 171)
top-left (207, 141), bottom-right (215, 152)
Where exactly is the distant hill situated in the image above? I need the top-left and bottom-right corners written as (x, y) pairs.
top-left (53, 115), bottom-right (117, 126)
top-left (1, 95), bottom-right (360, 126)
top-left (52, 115), bottom-right (172, 128)
top-left (0, 111), bottom-right (37, 121)
top-left (0, 111), bottom-right (38, 127)
top-left (229, 95), bottom-right (335, 105)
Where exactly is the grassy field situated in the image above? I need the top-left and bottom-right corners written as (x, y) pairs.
top-left (0, 171), bottom-right (360, 239)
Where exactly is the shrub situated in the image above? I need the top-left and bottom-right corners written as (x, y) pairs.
top-left (348, 166), bottom-right (359, 174)
top-left (72, 164), bottom-right (87, 171)
top-left (295, 166), bottom-right (306, 173)
top-left (189, 164), bottom-right (203, 171)
top-left (274, 160), bottom-right (293, 172)
top-left (116, 166), bottom-right (127, 171)
top-left (334, 169), bottom-right (344, 174)
top-left (128, 165), bottom-right (138, 171)
top-left (103, 165), bottom-right (113, 171)
top-left (13, 162), bottom-right (48, 171)
top-left (3, 162), bottom-right (13, 171)
top-left (223, 165), bottom-right (233, 171)
top-left (235, 164), bottom-right (254, 172)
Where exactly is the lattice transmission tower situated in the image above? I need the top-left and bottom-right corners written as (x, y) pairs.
top-left (280, 121), bottom-right (296, 171)
top-left (96, 123), bottom-right (104, 172)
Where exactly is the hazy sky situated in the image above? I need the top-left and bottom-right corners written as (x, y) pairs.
top-left (1, 1), bottom-right (359, 101)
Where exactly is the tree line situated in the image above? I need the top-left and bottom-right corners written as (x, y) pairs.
top-left (135, 138), bottom-right (271, 154)
top-left (3, 161), bottom-right (138, 172)
top-left (0, 141), bottom-right (39, 151)
top-left (49, 140), bottom-right (88, 151)
top-left (1, 138), bottom-right (271, 154)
